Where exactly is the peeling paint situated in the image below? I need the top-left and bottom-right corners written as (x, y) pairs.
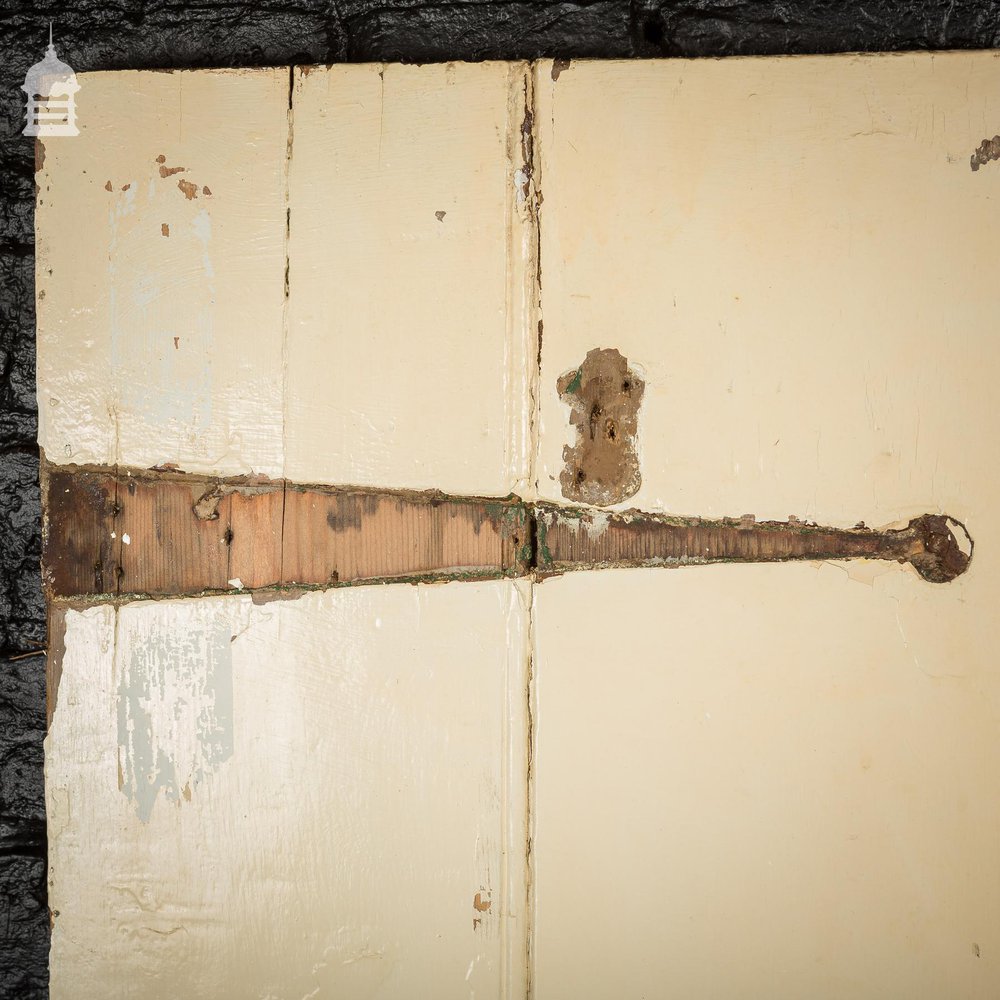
top-left (550, 58), bottom-right (571, 82)
top-left (970, 135), bottom-right (1000, 171)
top-left (46, 607), bottom-right (68, 728)
top-left (116, 606), bottom-right (234, 822)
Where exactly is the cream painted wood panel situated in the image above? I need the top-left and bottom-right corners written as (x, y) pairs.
top-left (535, 53), bottom-right (1000, 527)
top-left (47, 582), bottom-right (529, 1000)
top-left (531, 54), bottom-right (1000, 998)
top-left (38, 53), bottom-right (1000, 1000)
top-left (285, 63), bottom-right (536, 495)
top-left (39, 63), bottom-right (536, 1000)
top-left (36, 70), bottom-right (289, 477)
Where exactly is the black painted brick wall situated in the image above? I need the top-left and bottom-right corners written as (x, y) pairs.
top-left (1, 2), bottom-right (997, 995)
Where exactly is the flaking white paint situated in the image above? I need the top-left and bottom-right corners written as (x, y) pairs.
top-left (36, 70), bottom-right (288, 476)
top-left (48, 582), bottom-right (529, 999)
top-left (116, 600), bottom-right (236, 823)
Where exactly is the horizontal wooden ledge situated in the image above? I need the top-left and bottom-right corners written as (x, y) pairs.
top-left (41, 462), bottom-right (973, 602)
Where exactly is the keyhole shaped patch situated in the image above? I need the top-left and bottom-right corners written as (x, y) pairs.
top-left (557, 347), bottom-right (645, 507)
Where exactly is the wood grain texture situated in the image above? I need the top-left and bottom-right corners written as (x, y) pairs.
top-left (117, 474), bottom-right (232, 596)
top-left (280, 486), bottom-right (528, 587)
top-left (42, 467), bottom-right (118, 598)
top-left (43, 464), bottom-right (530, 599)
top-left (226, 487), bottom-right (284, 590)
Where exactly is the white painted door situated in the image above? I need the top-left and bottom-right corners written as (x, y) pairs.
top-left (38, 54), bottom-right (1000, 999)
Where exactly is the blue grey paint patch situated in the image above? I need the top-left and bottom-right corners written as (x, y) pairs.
top-left (117, 612), bottom-right (233, 822)
top-left (108, 184), bottom-right (215, 437)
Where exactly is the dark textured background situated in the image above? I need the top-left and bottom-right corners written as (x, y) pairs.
top-left (1, 1), bottom-right (998, 995)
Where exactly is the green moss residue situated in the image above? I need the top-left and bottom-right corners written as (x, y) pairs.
top-left (536, 518), bottom-right (553, 566)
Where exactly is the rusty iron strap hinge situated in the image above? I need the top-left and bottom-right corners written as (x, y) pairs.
top-left (42, 463), bottom-right (972, 604)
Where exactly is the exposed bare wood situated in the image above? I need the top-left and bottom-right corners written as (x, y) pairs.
top-left (280, 486), bottom-right (528, 589)
top-left (228, 487), bottom-right (284, 590)
top-left (43, 463), bottom-right (531, 600)
top-left (42, 462), bottom-right (973, 603)
top-left (43, 466), bottom-right (118, 598)
top-left (118, 474), bottom-right (232, 597)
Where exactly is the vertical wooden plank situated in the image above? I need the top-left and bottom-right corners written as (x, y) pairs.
top-left (285, 62), bottom-right (535, 496)
top-left (534, 54), bottom-right (1000, 527)
top-left (36, 69), bottom-right (288, 477)
top-left (531, 54), bottom-right (1000, 999)
top-left (47, 584), bottom-right (529, 1000)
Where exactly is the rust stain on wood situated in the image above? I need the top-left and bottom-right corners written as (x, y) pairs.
top-left (558, 347), bottom-right (645, 507)
top-left (41, 462), bottom-right (973, 604)
top-left (280, 486), bottom-right (527, 588)
top-left (177, 179), bottom-right (198, 200)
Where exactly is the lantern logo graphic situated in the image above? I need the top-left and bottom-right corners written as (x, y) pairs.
top-left (22, 26), bottom-right (79, 138)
